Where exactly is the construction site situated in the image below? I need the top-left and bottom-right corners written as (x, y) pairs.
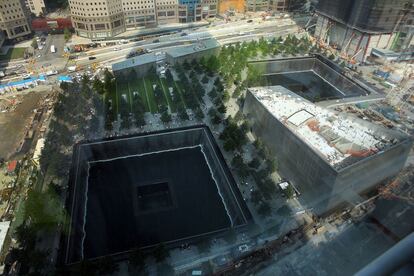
top-left (243, 85), bottom-right (412, 215)
top-left (313, 0), bottom-right (412, 62)
top-left (0, 91), bottom-right (53, 160)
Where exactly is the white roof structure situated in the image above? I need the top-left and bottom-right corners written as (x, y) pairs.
top-left (33, 138), bottom-right (45, 166)
top-left (112, 52), bottom-right (158, 72)
top-left (166, 39), bottom-right (220, 58)
top-left (278, 181), bottom-right (289, 190)
top-left (249, 86), bottom-right (393, 167)
top-left (288, 110), bottom-right (314, 126)
top-left (0, 221), bottom-right (10, 253)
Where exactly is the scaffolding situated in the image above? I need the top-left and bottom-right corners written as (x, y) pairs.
top-left (316, 0), bottom-right (409, 34)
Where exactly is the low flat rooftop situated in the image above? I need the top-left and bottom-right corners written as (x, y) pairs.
top-left (166, 39), bottom-right (220, 58)
top-left (249, 86), bottom-right (406, 169)
top-left (112, 52), bottom-right (158, 71)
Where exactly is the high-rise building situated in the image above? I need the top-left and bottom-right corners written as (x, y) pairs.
top-left (69, 0), bottom-right (217, 38)
top-left (122, 0), bottom-right (157, 29)
top-left (315, 0), bottom-right (412, 62)
top-left (269, 0), bottom-right (288, 12)
top-left (245, 0), bottom-right (268, 12)
top-left (201, 0), bottom-right (217, 19)
top-left (178, 0), bottom-right (201, 22)
top-left (245, 0), bottom-right (289, 12)
top-left (156, 0), bottom-right (179, 24)
top-left (0, 0), bottom-right (31, 40)
top-left (69, 0), bottom-right (126, 39)
top-left (393, 3), bottom-right (414, 52)
top-left (25, 0), bottom-right (46, 16)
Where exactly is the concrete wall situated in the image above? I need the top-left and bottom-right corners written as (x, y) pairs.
top-left (113, 61), bottom-right (157, 79)
top-left (199, 128), bottom-right (252, 226)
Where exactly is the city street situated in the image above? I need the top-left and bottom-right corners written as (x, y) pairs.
top-left (72, 18), bottom-right (301, 69)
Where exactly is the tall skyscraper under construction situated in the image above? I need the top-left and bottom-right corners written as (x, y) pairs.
top-left (315, 0), bottom-right (413, 62)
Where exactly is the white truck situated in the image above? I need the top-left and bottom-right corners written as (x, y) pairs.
top-left (46, 70), bottom-right (58, 76)
top-left (50, 45), bottom-right (56, 53)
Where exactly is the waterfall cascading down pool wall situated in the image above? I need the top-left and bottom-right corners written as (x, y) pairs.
top-left (249, 55), bottom-right (370, 102)
top-left (60, 125), bottom-right (251, 265)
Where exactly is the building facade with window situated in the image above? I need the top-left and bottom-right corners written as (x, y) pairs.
top-left (25, 0), bottom-right (45, 16)
top-left (69, 0), bottom-right (126, 39)
top-left (245, 0), bottom-right (289, 12)
top-left (178, 0), bottom-right (201, 22)
top-left (122, 0), bottom-right (157, 28)
top-left (0, 0), bottom-right (31, 40)
top-left (70, 0), bottom-right (217, 38)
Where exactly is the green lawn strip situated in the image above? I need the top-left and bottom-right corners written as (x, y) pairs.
top-left (117, 81), bottom-right (130, 113)
top-left (158, 78), bottom-right (175, 112)
top-left (132, 78), bottom-right (151, 113)
top-left (127, 82), bottom-right (133, 112)
top-left (173, 80), bottom-right (187, 108)
top-left (143, 78), bottom-right (158, 113)
top-left (103, 86), bottom-right (117, 115)
top-left (149, 77), bottom-right (167, 109)
top-left (0, 47), bottom-right (26, 60)
top-left (177, 79), bottom-right (201, 108)
top-left (115, 81), bottom-right (120, 115)
top-left (105, 86), bottom-right (116, 114)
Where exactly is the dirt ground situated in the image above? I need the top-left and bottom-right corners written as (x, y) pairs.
top-left (0, 92), bottom-right (44, 160)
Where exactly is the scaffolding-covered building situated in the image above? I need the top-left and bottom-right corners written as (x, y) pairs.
top-left (244, 86), bottom-right (413, 215)
top-left (314, 0), bottom-right (413, 62)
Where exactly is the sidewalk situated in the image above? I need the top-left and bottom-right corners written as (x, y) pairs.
top-left (71, 21), bottom-right (210, 44)
top-left (115, 21), bottom-right (210, 40)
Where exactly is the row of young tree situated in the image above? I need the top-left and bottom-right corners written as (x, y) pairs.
top-left (192, 38), bottom-right (306, 217)
top-left (8, 183), bottom-right (67, 275)
top-left (9, 76), bottom-right (106, 274)
top-left (93, 69), bottom-right (147, 131)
